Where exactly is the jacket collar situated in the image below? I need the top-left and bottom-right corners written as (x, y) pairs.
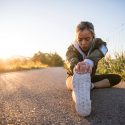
top-left (73, 40), bottom-right (95, 59)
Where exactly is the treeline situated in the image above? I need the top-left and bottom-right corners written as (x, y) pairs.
top-left (0, 50), bottom-right (125, 81)
top-left (0, 51), bottom-right (64, 73)
top-left (32, 51), bottom-right (64, 66)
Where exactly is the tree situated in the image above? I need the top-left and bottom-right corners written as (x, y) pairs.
top-left (32, 51), bottom-right (64, 66)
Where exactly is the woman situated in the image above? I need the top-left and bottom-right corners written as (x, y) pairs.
top-left (64, 21), bottom-right (121, 116)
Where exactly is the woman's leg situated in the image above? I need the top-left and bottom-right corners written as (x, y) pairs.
top-left (92, 79), bottom-right (110, 88)
top-left (91, 74), bottom-right (122, 89)
top-left (66, 76), bottom-right (73, 91)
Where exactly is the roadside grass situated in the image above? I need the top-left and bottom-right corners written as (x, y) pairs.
top-left (96, 52), bottom-right (125, 81)
top-left (0, 58), bottom-right (47, 73)
top-left (0, 52), bottom-right (125, 82)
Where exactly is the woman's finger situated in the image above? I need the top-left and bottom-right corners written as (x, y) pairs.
top-left (83, 63), bottom-right (89, 73)
top-left (89, 66), bottom-right (92, 73)
top-left (79, 64), bottom-right (86, 73)
top-left (75, 64), bottom-right (80, 73)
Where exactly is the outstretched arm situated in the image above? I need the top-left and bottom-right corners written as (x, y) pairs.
top-left (85, 38), bottom-right (108, 66)
top-left (65, 45), bottom-right (79, 75)
top-left (75, 38), bottom-right (108, 74)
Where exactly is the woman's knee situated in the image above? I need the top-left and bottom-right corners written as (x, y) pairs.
top-left (66, 76), bottom-right (73, 90)
top-left (109, 74), bottom-right (122, 86)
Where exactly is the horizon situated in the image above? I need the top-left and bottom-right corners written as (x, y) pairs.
top-left (0, 0), bottom-right (125, 60)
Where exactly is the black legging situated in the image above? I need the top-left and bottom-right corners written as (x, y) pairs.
top-left (91, 74), bottom-right (122, 87)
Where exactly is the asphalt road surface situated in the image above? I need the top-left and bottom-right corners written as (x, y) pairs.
top-left (0, 67), bottom-right (125, 125)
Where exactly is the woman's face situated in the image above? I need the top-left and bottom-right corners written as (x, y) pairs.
top-left (76, 29), bottom-right (93, 51)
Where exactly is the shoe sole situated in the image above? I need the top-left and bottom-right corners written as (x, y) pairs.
top-left (72, 72), bottom-right (91, 116)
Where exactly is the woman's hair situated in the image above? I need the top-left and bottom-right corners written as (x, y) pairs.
top-left (76, 21), bottom-right (95, 38)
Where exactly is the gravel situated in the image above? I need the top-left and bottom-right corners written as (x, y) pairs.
top-left (0, 67), bottom-right (125, 125)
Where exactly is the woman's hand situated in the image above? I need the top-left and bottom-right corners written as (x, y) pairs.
top-left (74, 61), bottom-right (92, 74)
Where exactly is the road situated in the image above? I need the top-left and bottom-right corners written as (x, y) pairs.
top-left (0, 67), bottom-right (125, 125)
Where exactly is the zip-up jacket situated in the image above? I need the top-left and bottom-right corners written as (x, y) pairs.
top-left (64, 38), bottom-right (108, 77)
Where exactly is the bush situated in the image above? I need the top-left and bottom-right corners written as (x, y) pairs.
top-left (96, 52), bottom-right (125, 81)
top-left (0, 58), bottom-right (47, 73)
top-left (0, 51), bottom-right (64, 73)
top-left (32, 51), bottom-right (64, 66)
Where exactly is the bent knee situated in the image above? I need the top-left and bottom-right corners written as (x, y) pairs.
top-left (66, 76), bottom-right (73, 90)
top-left (109, 74), bottom-right (122, 86)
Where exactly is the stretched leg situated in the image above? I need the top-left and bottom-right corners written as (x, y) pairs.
top-left (93, 79), bottom-right (110, 88)
top-left (66, 74), bottom-right (122, 90)
top-left (66, 76), bottom-right (73, 91)
top-left (91, 74), bottom-right (122, 89)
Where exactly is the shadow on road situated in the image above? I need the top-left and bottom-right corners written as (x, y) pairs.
top-left (86, 88), bottom-right (125, 125)
top-left (1, 85), bottom-right (125, 125)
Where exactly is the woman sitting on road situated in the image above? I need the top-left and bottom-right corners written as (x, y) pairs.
top-left (64, 21), bottom-right (121, 116)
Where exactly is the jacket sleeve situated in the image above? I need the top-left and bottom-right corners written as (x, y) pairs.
top-left (86, 38), bottom-right (108, 66)
top-left (64, 45), bottom-right (79, 75)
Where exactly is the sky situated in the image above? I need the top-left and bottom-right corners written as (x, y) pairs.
top-left (0, 0), bottom-right (125, 59)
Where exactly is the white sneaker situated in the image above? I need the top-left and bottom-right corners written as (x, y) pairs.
top-left (72, 72), bottom-right (91, 116)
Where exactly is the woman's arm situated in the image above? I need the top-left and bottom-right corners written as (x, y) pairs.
top-left (86, 38), bottom-right (108, 66)
top-left (65, 45), bottom-right (79, 75)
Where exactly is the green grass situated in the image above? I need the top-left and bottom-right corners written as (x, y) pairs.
top-left (96, 52), bottom-right (125, 81)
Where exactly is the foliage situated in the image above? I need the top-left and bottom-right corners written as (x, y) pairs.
top-left (0, 58), bottom-right (47, 73)
top-left (96, 52), bottom-right (125, 81)
top-left (0, 51), bottom-right (64, 73)
top-left (32, 51), bottom-right (64, 66)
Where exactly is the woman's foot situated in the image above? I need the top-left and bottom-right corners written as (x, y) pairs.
top-left (72, 72), bottom-right (91, 116)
